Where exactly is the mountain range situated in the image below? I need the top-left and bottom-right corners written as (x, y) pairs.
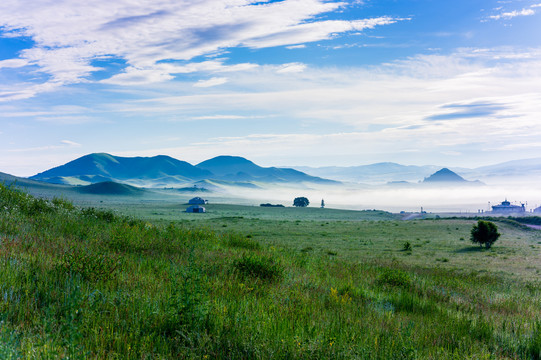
top-left (26, 153), bottom-right (541, 190)
top-left (294, 158), bottom-right (541, 184)
top-left (294, 163), bottom-right (445, 184)
top-left (30, 153), bottom-right (337, 187)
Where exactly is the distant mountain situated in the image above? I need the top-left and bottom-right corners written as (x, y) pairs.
top-left (30, 153), bottom-right (336, 187)
top-left (463, 157), bottom-right (541, 181)
top-left (294, 162), bottom-right (441, 184)
top-left (30, 153), bottom-right (212, 185)
top-left (423, 168), bottom-right (467, 183)
top-left (196, 155), bottom-right (337, 184)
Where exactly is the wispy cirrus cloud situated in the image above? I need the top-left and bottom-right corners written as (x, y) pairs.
top-left (108, 46), bottom-right (541, 167)
top-left (425, 102), bottom-right (509, 121)
top-left (0, 0), bottom-right (401, 99)
top-left (8, 140), bottom-right (81, 153)
top-left (0, 59), bottom-right (28, 68)
top-left (489, 8), bottom-right (535, 20)
top-left (286, 44), bottom-right (306, 49)
top-left (487, 3), bottom-right (540, 20)
top-left (276, 63), bottom-right (307, 73)
top-left (193, 77), bottom-right (228, 88)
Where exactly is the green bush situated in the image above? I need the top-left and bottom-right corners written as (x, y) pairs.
top-left (23, 197), bottom-right (55, 216)
top-left (377, 268), bottom-right (412, 288)
top-left (470, 220), bottom-right (500, 249)
top-left (52, 196), bottom-right (75, 211)
top-left (402, 241), bottom-right (412, 252)
top-left (233, 253), bottom-right (283, 281)
top-left (81, 207), bottom-right (117, 223)
top-left (0, 183), bottom-right (56, 216)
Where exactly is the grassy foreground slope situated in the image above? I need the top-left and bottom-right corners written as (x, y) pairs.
top-left (1, 184), bottom-right (541, 359)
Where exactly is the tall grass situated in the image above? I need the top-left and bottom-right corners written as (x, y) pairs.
top-left (1, 183), bottom-right (540, 358)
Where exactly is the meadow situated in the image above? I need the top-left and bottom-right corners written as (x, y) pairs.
top-left (1, 183), bottom-right (541, 359)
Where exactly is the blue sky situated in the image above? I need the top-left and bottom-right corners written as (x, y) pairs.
top-left (1, 0), bottom-right (541, 176)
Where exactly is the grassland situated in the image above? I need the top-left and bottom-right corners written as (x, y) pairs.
top-left (1, 183), bottom-right (541, 359)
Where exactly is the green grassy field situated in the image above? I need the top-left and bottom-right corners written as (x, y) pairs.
top-left (1, 183), bottom-right (541, 359)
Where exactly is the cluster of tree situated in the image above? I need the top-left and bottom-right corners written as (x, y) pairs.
top-left (293, 197), bottom-right (309, 207)
top-left (260, 203), bottom-right (285, 208)
top-left (259, 197), bottom-right (311, 208)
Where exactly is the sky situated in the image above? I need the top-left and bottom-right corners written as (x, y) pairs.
top-left (1, 0), bottom-right (541, 177)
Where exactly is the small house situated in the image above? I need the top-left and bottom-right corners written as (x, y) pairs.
top-left (188, 197), bottom-right (207, 205)
top-left (186, 205), bottom-right (206, 213)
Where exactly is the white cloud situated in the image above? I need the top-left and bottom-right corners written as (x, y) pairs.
top-left (241, 17), bottom-right (398, 48)
top-left (109, 46), bottom-right (541, 167)
top-left (0, 105), bottom-right (96, 123)
top-left (102, 60), bottom-right (259, 85)
top-left (191, 114), bottom-right (270, 120)
top-left (489, 8), bottom-right (536, 20)
top-left (0, 0), bottom-right (400, 98)
top-left (34, 116), bottom-right (99, 125)
top-left (102, 67), bottom-right (175, 86)
top-left (286, 44), bottom-right (306, 49)
top-left (193, 77), bottom-right (228, 88)
top-left (8, 140), bottom-right (82, 153)
top-left (0, 59), bottom-right (28, 68)
top-left (276, 63), bottom-right (307, 73)
top-left (61, 140), bottom-right (82, 147)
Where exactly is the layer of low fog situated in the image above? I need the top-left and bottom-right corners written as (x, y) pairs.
top-left (217, 181), bottom-right (541, 213)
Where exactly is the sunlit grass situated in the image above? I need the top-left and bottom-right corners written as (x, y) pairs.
top-left (1, 183), bottom-right (541, 358)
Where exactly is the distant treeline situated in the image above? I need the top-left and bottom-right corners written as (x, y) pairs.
top-left (508, 216), bottom-right (541, 225)
top-left (260, 203), bottom-right (285, 208)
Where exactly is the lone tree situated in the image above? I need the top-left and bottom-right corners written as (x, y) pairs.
top-left (293, 197), bottom-right (309, 207)
top-left (470, 220), bottom-right (500, 249)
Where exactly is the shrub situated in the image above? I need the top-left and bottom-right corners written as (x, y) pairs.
top-left (233, 253), bottom-right (283, 281)
top-left (377, 268), bottom-right (412, 288)
top-left (81, 207), bottom-right (117, 223)
top-left (52, 196), bottom-right (75, 211)
top-left (0, 184), bottom-right (56, 216)
top-left (402, 241), bottom-right (412, 252)
top-left (470, 220), bottom-right (500, 249)
top-left (23, 197), bottom-right (55, 216)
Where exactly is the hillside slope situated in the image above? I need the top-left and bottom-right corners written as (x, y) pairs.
top-left (30, 153), bottom-right (338, 187)
top-left (76, 181), bottom-right (146, 196)
top-left (30, 153), bottom-right (213, 185)
top-left (197, 155), bottom-right (337, 184)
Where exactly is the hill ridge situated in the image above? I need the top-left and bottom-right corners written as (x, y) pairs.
top-left (30, 153), bottom-right (336, 187)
